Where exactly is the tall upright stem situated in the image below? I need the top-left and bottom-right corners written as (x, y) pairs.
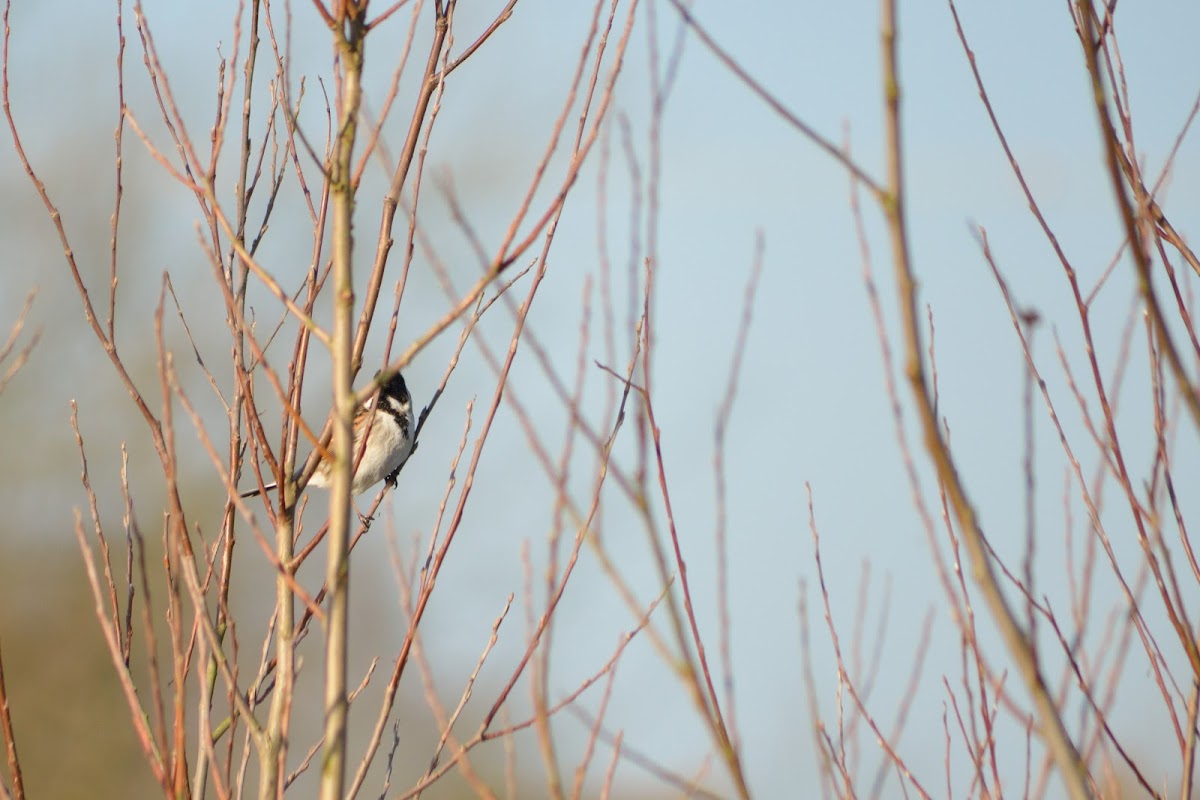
top-left (260, 508), bottom-right (295, 799)
top-left (320, 8), bottom-right (366, 799)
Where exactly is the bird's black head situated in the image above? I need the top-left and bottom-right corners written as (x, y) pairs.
top-left (375, 369), bottom-right (410, 404)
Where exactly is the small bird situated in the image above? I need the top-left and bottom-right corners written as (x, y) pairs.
top-left (241, 370), bottom-right (415, 499)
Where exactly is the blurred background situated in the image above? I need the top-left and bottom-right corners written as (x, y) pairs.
top-left (1, 0), bottom-right (1199, 796)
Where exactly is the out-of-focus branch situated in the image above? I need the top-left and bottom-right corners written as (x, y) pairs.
top-left (0, 288), bottom-right (38, 396)
top-left (0, 643), bottom-right (24, 800)
top-left (69, 405), bottom-right (171, 794)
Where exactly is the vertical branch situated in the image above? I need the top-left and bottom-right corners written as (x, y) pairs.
top-left (1021, 316), bottom-right (1039, 643)
top-left (321, 4), bottom-right (368, 798)
top-left (198, 0), bottom-right (260, 793)
top-left (108, 0), bottom-right (126, 343)
top-left (878, 0), bottom-right (1092, 797)
top-left (260, 512), bottom-right (296, 800)
top-left (0, 644), bottom-right (23, 800)
top-left (1183, 678), bottom-right (1200, 799)
top-left (154, 288), bottom-right (193, 800)
top-left (712, 235), bottom-right (764, 757)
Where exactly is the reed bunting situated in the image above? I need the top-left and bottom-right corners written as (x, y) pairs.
top-left (241, 370), bottom-right (415, 499)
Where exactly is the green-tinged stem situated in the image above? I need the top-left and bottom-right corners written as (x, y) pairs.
top-left (320, 9), bottom-right (366, 800)
top-left (260, 511), bottom-right (295, 799)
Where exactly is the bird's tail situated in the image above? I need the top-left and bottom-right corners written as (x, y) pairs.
top-left (239, 482), bottom-right (278, 499)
